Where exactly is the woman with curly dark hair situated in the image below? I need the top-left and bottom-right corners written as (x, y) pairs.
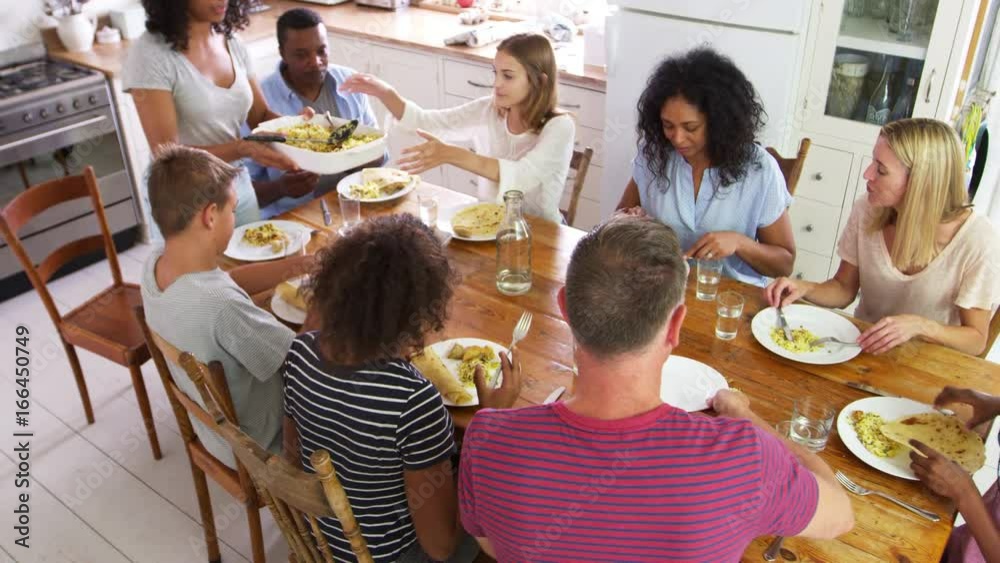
top-left (616, 48), bottom-right (796, 286)
top-left (280, 213), bottom-right (518, 563)
top-left (122, 0), bottom-right (316, 240)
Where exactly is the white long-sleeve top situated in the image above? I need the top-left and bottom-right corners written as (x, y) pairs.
top-left (396, 96), bottom-right (575, 223)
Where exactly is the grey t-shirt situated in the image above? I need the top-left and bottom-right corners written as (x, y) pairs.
top-left (140, 249), bottom-right (294, 468)
top-left (123, 32), bottom-right (261, 230)
top-left (122, 32), bottom-right (255, 148)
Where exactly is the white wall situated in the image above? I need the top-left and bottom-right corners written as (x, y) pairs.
top-left (0, 0), bottom-right (139, 51)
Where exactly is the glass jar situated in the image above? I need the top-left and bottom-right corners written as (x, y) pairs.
top-left (827, 54), bottom-right (870, 119)
top-left (496, 190), bottom-right (532, 296)
top-left (844, 0), bottom-right (866, 17)
top-left (868, 0), bottom-right (889, 19)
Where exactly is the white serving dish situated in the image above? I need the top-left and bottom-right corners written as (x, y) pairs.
top-left (251, 115), bottom-right (386, 176)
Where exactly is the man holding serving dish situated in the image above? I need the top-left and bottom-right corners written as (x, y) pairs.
top-left (245, 8), bottom-right (385, 218)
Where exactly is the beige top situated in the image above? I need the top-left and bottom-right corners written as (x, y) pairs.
top-left (837, 197), bottom-right (1000, 326)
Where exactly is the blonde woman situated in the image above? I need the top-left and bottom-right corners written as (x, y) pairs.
top-left (340, 33), bottom-right (575, 223)
top-left (766, 119), bottom-right (1000, 356)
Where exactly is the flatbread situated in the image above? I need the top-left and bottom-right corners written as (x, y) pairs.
top-left (451, 203), bottom-right (504, 238)
top-left (411, 347), bottom-right (473, 405)
top-left (881, 412), bottom-right (986, 473)
top-left (361, 168), bottom-right (411, 192)
top-left (275, 276), bottom-right (308, 312)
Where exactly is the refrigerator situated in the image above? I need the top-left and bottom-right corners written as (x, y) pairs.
top-left (600, 0), bottom-right (811, 216)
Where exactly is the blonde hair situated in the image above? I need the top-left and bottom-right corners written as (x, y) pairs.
top-left (872, 118), bottom-right (970, 271)
top-left (496, 33), bottom-right (564, 132)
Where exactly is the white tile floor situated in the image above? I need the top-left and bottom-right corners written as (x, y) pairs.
top-left (0, 243), bottom-right (288, 563)
top-left (0, 242), bottom-right (996, 562)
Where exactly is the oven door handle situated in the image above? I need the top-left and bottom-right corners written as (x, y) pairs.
top-left (0, 115), bottom-right (108, 153)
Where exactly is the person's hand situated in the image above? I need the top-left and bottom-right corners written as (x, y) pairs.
top-left (339, 73), bottom-right (396, 102)
top-left (241, 139), bottom-right (299, 171)
top-left (909, 440), bottom-right (978, 502)
top-left (933, 386), bottom-right (1000, 431)
top-left (398, 130), bottom-right (456, 175)
top-left (279, 170), bottom-right (320, 199)
top-left (764, 277), bottom-right (812, 308)
top-left (299, 106), bottom-right (316, 121)
top-left (857, 314), bottom-right (928, 355)
top-left (474, 349), bottom-right (523, 409)
top-left (710, 389), bottom-right (751, 419)
top-left (685, 231), bottom-right (747, 261)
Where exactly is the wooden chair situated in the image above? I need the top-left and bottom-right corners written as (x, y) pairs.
top-left (561, 147), bottom-right (595, 227)
top-left (174, 333), bottom-right (374, 563)
top-left (0, 167), bottom-right (161, 459)
top-left (133, 305), bottom-right (267, 563)
top-left (981, 309), bottom-right (1000, 360)
top-left (766, 138), bottom-right (812, 196)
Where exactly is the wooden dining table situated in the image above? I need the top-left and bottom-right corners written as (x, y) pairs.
top-left (224, 181), bottom-right (1000, 563)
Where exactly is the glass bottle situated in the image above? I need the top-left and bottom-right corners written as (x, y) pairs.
top-left (496, 190), bottom-right (532, 296)
top-left (866, 61), bottom-right (893, 125)
top-left (890, 76), bottom-right (916, 121)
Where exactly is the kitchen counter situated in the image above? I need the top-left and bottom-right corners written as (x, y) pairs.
top-left (48, 1), bottom-right (606, 90)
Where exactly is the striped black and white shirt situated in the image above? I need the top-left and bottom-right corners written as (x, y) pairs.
top-left (282, 332), bottom-right (456, 563)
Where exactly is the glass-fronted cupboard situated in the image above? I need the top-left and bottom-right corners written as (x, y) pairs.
top-left (804, 0), bottom-right (963, 138)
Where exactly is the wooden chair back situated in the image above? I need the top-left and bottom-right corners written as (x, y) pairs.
top-left (982, 308), bottom-right (1000, 359)
top-left (562, 147), bottom-right (595, 226)
top-left (0, 166), bottom-right (124, 325)
top-left (180, 357), bottom-right (374, 563)
top-left (765, 138), bottom-right (812, 196)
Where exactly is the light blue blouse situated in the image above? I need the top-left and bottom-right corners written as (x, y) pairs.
top-left (633, 144), bottom-right (792, 287)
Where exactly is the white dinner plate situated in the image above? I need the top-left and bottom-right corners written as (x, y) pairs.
top-left (751, 305), bottom-right (862, 365)
top-left (422, 338), bottom-right (510, 407)
top-left (437, 203), bottom-right (499, 242)
top-left (660, 356), bottom-right (729, 412)
top-left (837, 396), bottom-right (936, 480)
top-left (269, 276), bottom-right (308, 325)
top-left (224, 220), bottom-right (310, 262)
top-left (335, 170), bottom-right (418, 203)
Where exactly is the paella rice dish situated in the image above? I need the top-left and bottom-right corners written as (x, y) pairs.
top-left (241, 222), bottom-right (289, 252)
top-left (451, 344), bottom-right (500, 385)
top-left (849, 410), bottom-right (900, 458)
top-left (278, 123), bottom-right (381, 153)
top-left (770, 326), bottom-right (824, 353)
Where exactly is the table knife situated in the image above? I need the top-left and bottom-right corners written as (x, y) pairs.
top-left (543, 386), bottom-right (566, 405)
top-left (776, 305), bottom-right (794, 342)
top-left (846, 382), bottom-right (954, 415)
top-left (320, 199), bottom-right (332, 226)
top-left (846, 381), bottom-right (899, 398)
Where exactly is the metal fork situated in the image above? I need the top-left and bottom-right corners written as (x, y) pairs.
top-left (762, 536), bottom-right (784, 561)
top-left (834, 471), bottom-right (940, 521)
top-left (509, 311), bottom-right (533, 350)
top-left (809, 336), bottom-right (861, 348)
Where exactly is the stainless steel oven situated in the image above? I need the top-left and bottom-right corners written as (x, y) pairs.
top-left (0, 45), bottom-right (140, 301)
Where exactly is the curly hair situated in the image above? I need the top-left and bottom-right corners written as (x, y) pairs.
top-left (637, 47), bottom-right (766, 188)
top-left (306, 214), bottom-right (457, 365)
top-left (142, 0), bottom-right (251, 51)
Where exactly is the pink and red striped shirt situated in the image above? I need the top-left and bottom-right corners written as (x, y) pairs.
top-left (459, 403), bottom-right (819, 562)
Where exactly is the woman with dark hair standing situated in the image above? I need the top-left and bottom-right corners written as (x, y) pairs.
top-left (123, 0), bottom-right (315, 239)
top-left (617, 48), bottom-right (796, 286)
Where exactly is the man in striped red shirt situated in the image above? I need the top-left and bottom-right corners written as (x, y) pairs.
top-left (459, 215), bottom-right (854, 562)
